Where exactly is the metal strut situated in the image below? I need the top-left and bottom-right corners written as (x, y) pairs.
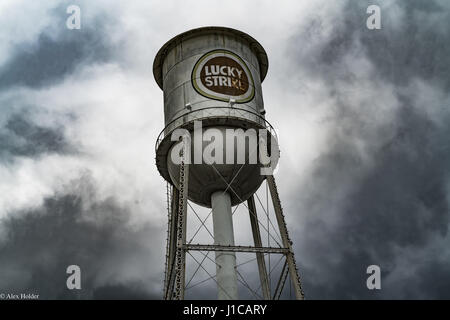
top-left (164, 186), bottom-right (179, 299)
top-left (273, 260), bottom-right (288, 300)
top-left (247, 195), bottom-right (271, 300)
top-left (163, 182), bottom-right (172, 297)
top-left (184, 244), bottom-right (289, 254)
top-left (173, 146), bottom-right (189, 300)
top-left (266, 175), bottom-right (305, 300)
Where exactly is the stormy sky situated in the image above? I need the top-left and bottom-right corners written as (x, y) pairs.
top-left (1, 0), bottom-right (450, 299)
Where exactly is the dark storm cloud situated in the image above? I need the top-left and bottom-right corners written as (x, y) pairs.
top-left (285, 0), bottom-right (450, 298)
top-left (289, 0), bottom-right (450, 89)
top-left (0, 3), bottom-right (162, 300)
top-left (0, 12), bottom-right (118, 89)
top-left (296, 103), bottom-right (450, 299)
top-left (0, 174), bottom-right (163, 299)
top-left (0, 111), bottom-right (74, 163)
top-left (359, 0), bottom-right (450, 89)
top-left (92, 283), bottom-right (158, 300)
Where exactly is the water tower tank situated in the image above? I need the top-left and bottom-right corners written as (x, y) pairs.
top-left (154, 26), bottom-right (274, 207)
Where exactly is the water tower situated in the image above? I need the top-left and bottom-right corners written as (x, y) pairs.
top-left (153, 26), bottom-right (304, 300)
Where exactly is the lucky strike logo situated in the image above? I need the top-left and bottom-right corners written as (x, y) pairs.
top-left (192, 50), bottom-right (255, 103)
top-left (201, 56), bottom-right (249, 95)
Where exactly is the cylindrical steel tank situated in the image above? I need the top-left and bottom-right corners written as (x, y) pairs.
top-left (154, 26), bottom-right (274, 208)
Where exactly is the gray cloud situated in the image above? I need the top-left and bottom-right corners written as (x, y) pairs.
top-left (0, 173), bottom-right (163, 299)
top-left (285, 0), bottom-right (450, 299)
top-left (288, 0), bottom-right (450, 89)
top-left (0, 111), bottom-right (74, 163)
top-left (348, 0), bottom-right (449, 89)
top-left (92, 283), bottom-right (158, 300)
top-left (0, 10), bottom-right (118, 90)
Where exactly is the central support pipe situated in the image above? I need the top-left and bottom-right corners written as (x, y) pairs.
top-left (211, 191), bottom-right (238, 300)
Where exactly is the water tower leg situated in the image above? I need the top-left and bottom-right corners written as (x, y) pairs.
top-left (266, 176), bottom-right (305, 300)
top-left (164, 186), bottom-right (179, 299)
top-left (211, 191), bottom-right (238, 300)
top-left (247, 195), bottom-right (271, 299)
top-left (173, 158), bottom-right (189, 300)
